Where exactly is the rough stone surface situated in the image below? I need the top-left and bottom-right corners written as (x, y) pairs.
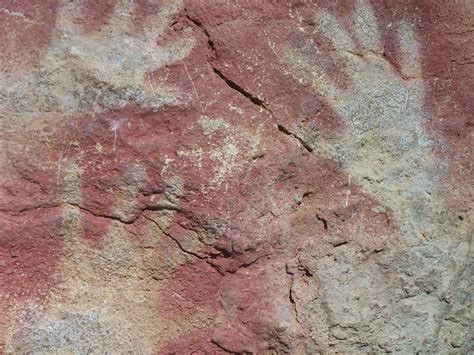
top-left (0, 0), bottom-right (472, 353)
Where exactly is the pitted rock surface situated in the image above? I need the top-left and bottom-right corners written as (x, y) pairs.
top-left (1, 0), bottom-right (472, 353)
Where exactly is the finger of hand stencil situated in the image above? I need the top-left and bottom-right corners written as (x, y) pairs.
top-left (143, 0), bottom-right (184, 43)
top-left (313, 10), bottom-right (364, 84)
top-left (314, 11), bottom-right (357, 53)
top-left (284, 48), bottom-right (344, 102)
top-left (113, 164), bottom-right (148, 222)
top-left (61, 163), bottom-right (82, 205)
top-left (55, 1), bottom-right (83, 34)
top-left (105, 0), bottom-right (135, 35)
top-left (62, 205), bottom-right (83, 249)
top-left (150, 37), bottom-right (195, 68)
top-left (397, 21), bottom-right (422, 79)
top-left (61, 163), bottom-right (84, 247)
top-left (353, 0), bottom-right (383, 53)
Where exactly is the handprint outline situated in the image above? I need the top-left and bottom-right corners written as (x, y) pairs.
top-left (282, 0), bottom-right (444, 241)
top-left (1, 0), bottom-right (194, 118)
top-left (7, 161), bottom-right (215, 353)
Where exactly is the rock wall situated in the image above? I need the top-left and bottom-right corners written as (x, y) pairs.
top-left (0, 0), bottom-right (472, 353)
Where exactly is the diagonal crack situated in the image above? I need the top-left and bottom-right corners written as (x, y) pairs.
top-left (185, 10), bottom-right (271, 111)
top-left (212, 66), bottom-right (268, 108)
top-left (185, 13), bottom-right (216, 52)
top-left (143, 214), bottom-right (207, 260)
top-left (184, 9), bottom-right (313, 154)
top-left (277, 124), bottom-right (313, 153)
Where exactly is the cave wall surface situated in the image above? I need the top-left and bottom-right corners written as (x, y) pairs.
top-left (0, 0), bottom-right (472, 353)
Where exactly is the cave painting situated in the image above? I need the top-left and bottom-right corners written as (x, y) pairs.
top-left (9, 164), bottom-right (191, 353)
top-left (3, 0), bottom-right (205, 352)
top-left (1, 0), bottom-right (471, 353)
top-left (282, 0), bottom-right (444, 243)
top-left (1, 0), bottom-right (194, 117)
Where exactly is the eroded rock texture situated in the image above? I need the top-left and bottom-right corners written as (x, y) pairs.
top-left (0, 0), bottom-right (472, 353)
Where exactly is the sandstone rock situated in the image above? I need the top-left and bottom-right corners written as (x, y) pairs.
top-left (0, 0), bottom-right (472, 353)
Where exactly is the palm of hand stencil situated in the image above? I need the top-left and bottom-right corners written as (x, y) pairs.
top-left (2, 0), bottom-right (194, 116)
top-left (283, 0), bottom-right (442, 239)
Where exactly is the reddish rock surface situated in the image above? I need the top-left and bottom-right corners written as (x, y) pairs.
top-left (0, 0), bottom-right (472, 353)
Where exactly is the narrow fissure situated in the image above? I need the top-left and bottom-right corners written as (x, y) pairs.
top-left (285, 264), bottom-right (302, 327)
top-left (185, 9), bottom-right (314, 154)
top-left (143, 215), bottom-right (207, 260)
top-left (64, 201), bottom-right (182, 226)
top-left (332, 241), bottom-right (349, 248)
top-left (185, 13), bottom-right (216, 52)
top-left (65, 202), bottom-right (137, 225)
top-left (316, 213), bottom-right (328, 230)
top-left (212, 67), bottom-right (267, 108)
top-left (278, 124), bottom-right (313, 153)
